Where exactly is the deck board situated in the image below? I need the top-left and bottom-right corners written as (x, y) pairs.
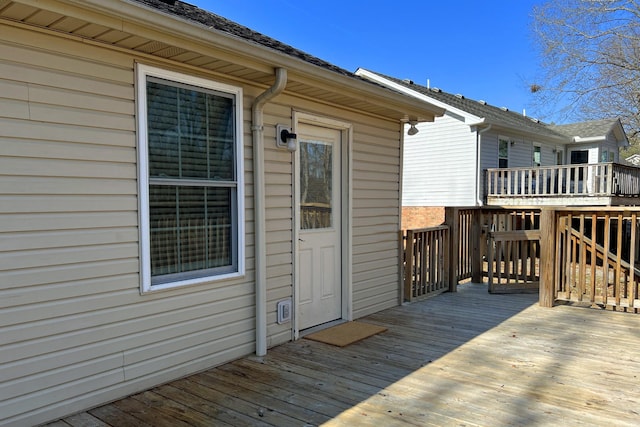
top-left (49, 283), bottom-right (640, 426)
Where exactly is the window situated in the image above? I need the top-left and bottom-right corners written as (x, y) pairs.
top-left (571, 150), bottom-right (589, 164)
top-left (137, 64), bottom-right (244, 292)
top-left (533, 145), bottom-right (541, 167)
top-left (498, 137), bottom-right (509, 168)
top-left (570, 150), bottom-right (589, 180)
top-left (601, 150), bottom-right (609, 162)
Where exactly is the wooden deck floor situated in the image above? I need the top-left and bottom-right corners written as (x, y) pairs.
top-left (46, 283), bottom-right (640, 427)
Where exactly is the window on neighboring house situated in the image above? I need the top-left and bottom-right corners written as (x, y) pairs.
top-left (533, 145), bottom-right (541, 167)
top-left (498, 137), bottom-right (509, 168)
top-left (601, 150), bottom-right (609, 162)
top-left (136, 64), bottom-right (244, 292)
top-left (570, 150), bottom-right (589, 180)
top-left (609, 151), bottom-right (615, 162)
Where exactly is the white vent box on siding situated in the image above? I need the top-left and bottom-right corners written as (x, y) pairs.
top-left (277, 299), bottom-right (292, 324)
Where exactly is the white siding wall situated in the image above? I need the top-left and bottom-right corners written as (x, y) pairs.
top-left (539, 144), bottom-right (557, 166)
top-left (403, 113), bottom-right (477, 207)
top-left (601, 136), bottom-right (621, 162)
top-left (568, 145), bottom-right (600, 164)
top-left (480, 132), bottom-right (499, 170)
top-left (483, 133), bottom-right (559, 168)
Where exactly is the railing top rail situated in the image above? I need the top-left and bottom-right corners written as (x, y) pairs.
top-left (613, 162), bottom-right (640, 172)
top-left (486, 162), bottom-right (618, 173)
top-left (403, 225), bottom-right (449, 233)
top-left (490, 230), bottom-right (541, 241)
top-left (551, 206), bottom-right (640, 213)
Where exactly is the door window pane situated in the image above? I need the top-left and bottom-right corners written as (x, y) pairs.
top-left (300, 140), bottom-right (332, 229)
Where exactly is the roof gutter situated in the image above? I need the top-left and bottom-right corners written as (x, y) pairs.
top-left (251, 67), bottom-right (287, 356)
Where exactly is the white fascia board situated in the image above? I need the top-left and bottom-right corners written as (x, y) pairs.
top-left (613, 121), bottom-right (630, 146)
top-left (355, 68), bottom-right (481, 124)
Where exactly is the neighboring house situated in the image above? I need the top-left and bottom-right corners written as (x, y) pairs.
top-left (356, 69), bottom-right (633, 227)
top-left (626, 154), bottom-right (640, 166)
top-left (0, 1), bottom-right (444, 425)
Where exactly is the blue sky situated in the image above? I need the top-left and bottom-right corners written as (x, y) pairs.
top-left (190, 0), bottom-right (546, 119)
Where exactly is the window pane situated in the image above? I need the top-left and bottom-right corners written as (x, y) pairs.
top-left (300, 140), bottom-right (332, 229)
top-left (499, 139), bottom-right (509, 158)
top-left (149, 185), bottom-right (233, 282)
top-left (147, 82), bottom-right (180, 178)
top-left (147, 79), bottom-right (235, 181)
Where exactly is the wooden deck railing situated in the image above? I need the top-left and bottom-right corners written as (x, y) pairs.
top-left (402, 226), bottom-right (449, 301)
top-left (486, 162), bottom-right (640, 200)
top-left (487, 230), bottom-right (540, 293)
top-left (454, 209), bottom-right (475, 282)
top-left (404, 207), bottom-right (640, 313)
top-left (553, 209), bottom-right (640, 311)
top-left (483, 209), bottom-right (541, 293)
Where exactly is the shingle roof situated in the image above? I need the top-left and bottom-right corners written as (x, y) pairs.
top-left (130, 0), bottom-right (354, 77)
top-left (363, 70), bottom-right (569, 141)
top-left (548, 119), bottom-right (621, 139)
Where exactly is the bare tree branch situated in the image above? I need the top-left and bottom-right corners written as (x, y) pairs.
top-left (531, 0), bottom-right (640, 149)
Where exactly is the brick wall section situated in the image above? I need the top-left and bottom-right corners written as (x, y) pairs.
top-left (401, 206), bottom-right (446, 230)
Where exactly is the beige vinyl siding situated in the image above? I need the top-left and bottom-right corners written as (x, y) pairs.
top-left (0, 27), bottom-right (257, 426)
top-left (261, 102), bottom-right (295, 346)
top-left (1, 13), bottom-right (409, 426)
top-left (352, 122), bottom-right (402, 318)
top-left (257, 94), bottom-right (404, 332)
top-left (403, 113), bottom-right (477, 207)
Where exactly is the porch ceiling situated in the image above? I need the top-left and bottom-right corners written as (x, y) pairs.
top-left (1, 0), bottom-right (441, 122)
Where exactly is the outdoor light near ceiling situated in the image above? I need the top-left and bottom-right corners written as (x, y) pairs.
top-left (407, 121), bottom-right (419, 136)
top-left (276, 124), bottom-right (297, 152)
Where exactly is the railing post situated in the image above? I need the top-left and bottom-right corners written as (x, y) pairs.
top-left (539, 208), bottom-right (556, 307)
top-left (471, 208), bottom-right (483, 283)
top-left (445, 207), bottom-right (459, 292)
top-left (608, 163), bottom-right (614, 194)
top-left (404, 229), bottom-right (414, 302)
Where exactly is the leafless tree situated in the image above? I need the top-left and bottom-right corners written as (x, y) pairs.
top-left (531, 0), bottom-right (640, 149)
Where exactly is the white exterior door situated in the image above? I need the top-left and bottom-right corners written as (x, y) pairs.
top-left (296, 123), bottom-right (342, 330)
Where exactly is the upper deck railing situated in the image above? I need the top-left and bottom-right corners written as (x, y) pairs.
top-left (485, 163), bottom-right (640, 205)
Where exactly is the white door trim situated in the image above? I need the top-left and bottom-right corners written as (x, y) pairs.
top-left (292, 111), bottom-right (352, 339)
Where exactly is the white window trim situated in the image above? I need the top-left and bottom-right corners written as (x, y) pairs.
top-left (136, 63), bottom-right (245, 293)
